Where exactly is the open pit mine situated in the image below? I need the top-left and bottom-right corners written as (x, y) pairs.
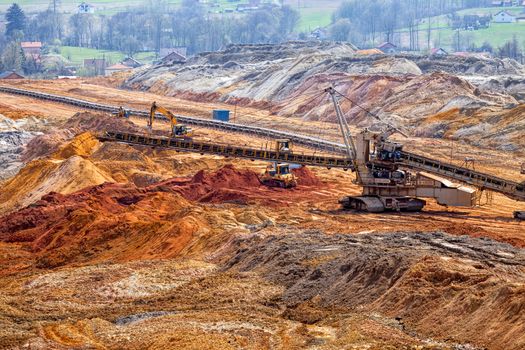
top-left (1, 42), bottom-right (525, 350)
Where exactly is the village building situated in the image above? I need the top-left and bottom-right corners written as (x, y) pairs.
top-left (0, 71), bottom-right (25, 79)
top-left (160, 50), bottom-right (187, 64)
top-left (121, 57), bottom-right (143, 68)
top-left (160, 47), bottom-right (187, 59)
top-left (376, 42), bottom-right (397, 54)
top-left (21, 42), bottom-right (42, 61)
top-left (430, 48), bottom-right (448, 56)
top-left (493, 10), bottom-right (516, 23)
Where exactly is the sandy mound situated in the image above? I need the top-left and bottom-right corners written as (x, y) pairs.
top-left (0, 133), bottom-right (114, 214)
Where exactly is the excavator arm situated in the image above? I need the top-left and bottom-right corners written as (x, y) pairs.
top-left (149, 102), bottom-right (177, 129)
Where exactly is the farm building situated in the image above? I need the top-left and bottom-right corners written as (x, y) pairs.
top-left (21, 42), bottom-right (42, 61)
top-left (377, 42), bottom-right (397, 54)
top-left (160, 47), bottom-right (187, 59)
top-left (161, 51), bottom-right (187, 64)
top-left (0, 71), bottom-right (24, 79)
top-left (430, 48), bottom-right (448, 56)
top-left (493, 11), bottom-right (516, 23)
top-left (121, 57), bottom-right (143, 68)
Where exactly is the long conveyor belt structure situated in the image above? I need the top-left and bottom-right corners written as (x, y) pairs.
top-left (2, 85), bottom-right (523, 203)
top-left (399, 151), bottom-right (525, 202)
top-left (98, 131), bottom-right (354, 169)
top-left (0, 85), bottom-right (347, 154)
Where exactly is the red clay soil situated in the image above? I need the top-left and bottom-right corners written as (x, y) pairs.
top-left (292, 166), bottom-right (323, 186)
top-left (0, 165), bottom-right (325, 273)
top-left (150, 164), bottom-right (325, 204)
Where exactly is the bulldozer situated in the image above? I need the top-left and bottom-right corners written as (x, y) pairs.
top-left (260, 162), bottom-right (297, 188)
top-left (149, 102), bottom-right (193, 138)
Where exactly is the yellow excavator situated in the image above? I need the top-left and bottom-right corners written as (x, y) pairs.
top-left (260, 162), bottom-right (297, 188)
top-left (149, 102), bottom-right (193, 138)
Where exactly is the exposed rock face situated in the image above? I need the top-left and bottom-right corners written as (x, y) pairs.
top-left (124, 42), bottom-right (523, 151)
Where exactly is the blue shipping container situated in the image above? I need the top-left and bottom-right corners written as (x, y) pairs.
top-left (212, 109), bottom-right (230, 122)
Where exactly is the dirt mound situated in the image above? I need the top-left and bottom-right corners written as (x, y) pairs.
top-left (292, 166), bottom-right (322, 186)
top-left (63, 111), bottom-right (143, 133)
top-left (221, 230), bottom-right (525, 350)
top-left (0, 182), bottom-right (207, 269)
top-left (0, 133), bottom-right (114, 214)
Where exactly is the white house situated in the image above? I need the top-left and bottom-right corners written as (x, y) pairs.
top-left (493, 11), bottom-right (516, 23)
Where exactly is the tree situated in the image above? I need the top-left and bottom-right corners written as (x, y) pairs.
top-left (2, 40), bottom-right (25, 72)
top-left (6, 3), bottom-right (27, 38)
top-left (330, 18), bottom-right (352, 42)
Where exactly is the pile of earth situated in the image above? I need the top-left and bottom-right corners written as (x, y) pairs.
top-left (220, 229), bottom-right (525, 350)
top-left (0, 164), bottom-right (324, 270)
top-left (22, 111), bottom-right (144, 162)
top-left (0, 114), bottom-right (48, 181)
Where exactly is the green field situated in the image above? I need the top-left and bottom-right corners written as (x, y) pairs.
top-left (395, 6), bottom-right (525, 51)
top-left (60, 46), bottom-right (156, 66)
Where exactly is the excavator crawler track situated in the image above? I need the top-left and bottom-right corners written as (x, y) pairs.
top-left (339, 196), bottom-right (425, 213)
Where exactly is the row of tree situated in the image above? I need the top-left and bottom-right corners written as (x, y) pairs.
top-left (329, 0), bottom-right (522, 51)
top-left (6, 0), bottom-right (299, 57)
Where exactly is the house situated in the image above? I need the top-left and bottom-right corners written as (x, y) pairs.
top-left (493, 11), bottom-right (516, 23)
top-left (105, 63), bottom-right (130, 76)
top-left (161, 51), bottom-right (187, 64)
top-left (21, 42), bottom-right (42, 61)
top-left (0, 71), bottom-right (24, 79)
top-left (430, 48), bottom-right (448, 56)
top-left (491, 0), bottom-right (503, 5)
top-left (516, 15), bottom-right (525, 22)
top-left (376, 42), bottom-right (397, 54)
top-left (121, 57), bottom-right (143, 68)
top-left (83, 58), bottom-right (106, 75)
top-left (78, 2), bottom-right (94, 14)
top-left (159, 47), bottom-right (187, 59)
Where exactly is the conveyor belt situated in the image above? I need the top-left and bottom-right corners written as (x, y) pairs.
top-left (0, 85), bottom-right (347, 155)
top-left (400, 151), bottom-right (525, 201)
top-left (98, 131), bottom-right (354, 169)
top-left (2, 85), bottom-right (523, 202)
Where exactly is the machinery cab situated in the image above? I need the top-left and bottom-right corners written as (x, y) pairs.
top-left (273, 163), bottom-right (291, 176)
top-left (376, 140), bottom-right (402, 162)
top-left (260, 162), bottom-right (297, 188)
top-left (172, 125), bottom-right (193, 138)
top-left (276, 139), bottom-right (292, 153)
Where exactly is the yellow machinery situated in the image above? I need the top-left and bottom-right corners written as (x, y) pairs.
top-left (113, 106), bottom-right (129, 118)
top-left (149, 102), bottom-right (193, 138)
top-left (260, 162), bottom-right (297, 188)
top-left (276, 139), bottom-right (292, 153)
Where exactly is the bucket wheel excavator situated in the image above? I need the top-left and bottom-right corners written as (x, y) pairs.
top-left (326, 86), bottom-right (525, 215)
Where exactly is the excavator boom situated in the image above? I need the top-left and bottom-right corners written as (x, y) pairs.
top-left (149, 102), bottom-right (193, 138)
